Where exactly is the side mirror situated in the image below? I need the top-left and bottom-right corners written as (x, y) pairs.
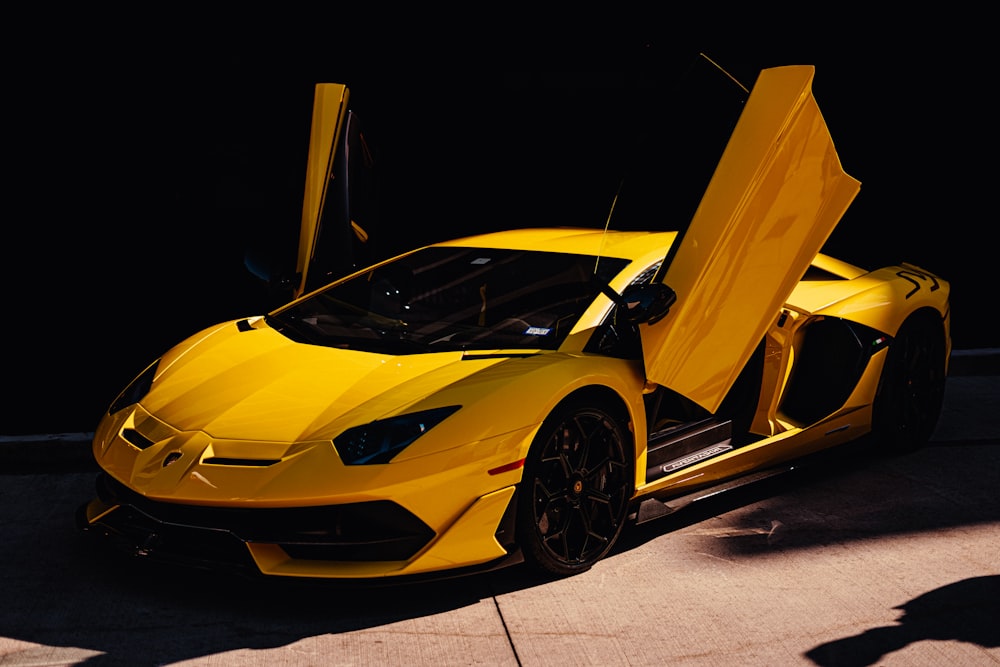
top-left (621, 282), bottom-right (677, 325)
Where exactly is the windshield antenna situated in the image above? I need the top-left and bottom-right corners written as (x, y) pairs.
top-left (698, 52), bottom-right (750, 94)
top-left (594, 176), bottom-right (625, 275)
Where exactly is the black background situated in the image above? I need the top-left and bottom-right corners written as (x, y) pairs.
top-left (3, 10), bottom-right (993, 435)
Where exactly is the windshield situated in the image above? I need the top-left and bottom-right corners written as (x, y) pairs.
top-left (267, 246), bottom-right (630, 354)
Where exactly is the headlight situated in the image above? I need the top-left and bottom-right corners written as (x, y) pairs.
top-left (334, 406), bottom-right (461, 465)
top-left (108, 359), bottom-right (160, 415)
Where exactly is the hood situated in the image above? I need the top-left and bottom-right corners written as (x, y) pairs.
top-left (143, 320), bottom-right (487, 443)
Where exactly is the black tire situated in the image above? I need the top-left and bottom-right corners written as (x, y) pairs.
top-left (871, 314), bottom-right (947, 455)
top-left (518, 397), bottom-right (633, 577)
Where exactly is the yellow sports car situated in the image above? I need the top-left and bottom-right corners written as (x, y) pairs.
top-left (77, 63), bottom-right (951, 581)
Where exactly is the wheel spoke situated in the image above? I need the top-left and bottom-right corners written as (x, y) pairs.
top-left (528, 406), bottom-right (632, 569)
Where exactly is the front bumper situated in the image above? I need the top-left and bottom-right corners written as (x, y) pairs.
top-left (78, 472), bottom-right (523, 581)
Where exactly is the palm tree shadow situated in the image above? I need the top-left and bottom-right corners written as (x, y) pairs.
top-left (805, 575), bottom-right (1000, 666)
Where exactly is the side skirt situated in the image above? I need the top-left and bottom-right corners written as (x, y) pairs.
top-left (631, 467), bottom-right (790, 525)
top-left (630, 434), bottom-right (872, 526)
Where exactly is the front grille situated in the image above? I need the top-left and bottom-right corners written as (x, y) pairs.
top-left (96, 504), bottom-right (259, 571)
top-left (92, 473), bottom-right (435, 564)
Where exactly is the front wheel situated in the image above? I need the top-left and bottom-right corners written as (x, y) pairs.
top-left (871, 313), bottom-right (947, 455)
top-left (518, 397), bottom-right (633, 577)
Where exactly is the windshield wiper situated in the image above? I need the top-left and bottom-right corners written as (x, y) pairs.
top-left (264, 313), bottom-right (323, 345)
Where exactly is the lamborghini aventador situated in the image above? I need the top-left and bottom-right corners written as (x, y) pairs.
top-left (77, 62), bottom-right (951, 582)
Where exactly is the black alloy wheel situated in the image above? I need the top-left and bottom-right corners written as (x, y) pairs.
top-left (518, 398), bottom-right (633, 577)
top-left (872, 314), bottom-right (947, 454)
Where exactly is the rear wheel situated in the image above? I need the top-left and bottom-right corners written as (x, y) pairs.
top-left (872, 314), bottom-right (947, 454)
top-left (518, 397), bottom-right (633, 577)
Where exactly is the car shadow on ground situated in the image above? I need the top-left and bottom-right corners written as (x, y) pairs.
top-left (1, 488), bottom-right (488, 664)
top-left (611, 438), bottom-right (1000, 558)
top-left (1, 471), bottom-right (558, 666)
top-left (601, 442), bottom-right (1000, 664)
top-left (1, 439), bottom-right (997, 666)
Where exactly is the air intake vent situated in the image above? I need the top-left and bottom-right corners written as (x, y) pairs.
top-left (202, 457), bottom-right (281, 467)
top-left (122, 428), bottom-right (155, 450)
